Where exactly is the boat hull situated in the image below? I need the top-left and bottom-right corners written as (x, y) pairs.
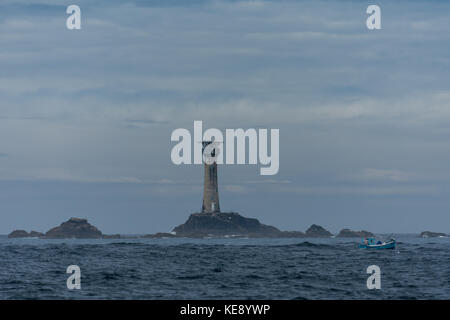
top-left (358, 240), bottom-right (396, 249)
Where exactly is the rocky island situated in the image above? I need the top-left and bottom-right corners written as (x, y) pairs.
top-left (420, 231), bottom-right (448, 238)
top-left (336, 228), bottom-right (374, 238)
top-left (172, 212), bottom-right (285, 238)
top-left (44, 218), bottom-right (103, 239)
top-left (7, 218), bottom-right (123, 239)
top-left (8, 230), bottom-right (44, 238)
top-left (8, 215), bottom-right (375, 240)
top-left (144, 212), bottom-right (334, 238)
top-left (305, 224), bottom-right (333, 237)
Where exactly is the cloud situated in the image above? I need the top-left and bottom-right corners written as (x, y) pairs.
top-left (244, 179), bottom-right (291, 184)
top-left (279, 185), bottom-right (439, 196)
top-left (352, 169), bottom-right (412, 182)
top-left (0, 0), bottom-right (450, 193)
top-left (0, 0), bottom-right (450, 233)
top-left (224, 184), bottom-right (249, 194)
top-left (246, 31), bottom-right (368, 41)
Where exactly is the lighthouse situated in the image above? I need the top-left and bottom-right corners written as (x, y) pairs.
top-left (202, 141), bottom-right (220, 214)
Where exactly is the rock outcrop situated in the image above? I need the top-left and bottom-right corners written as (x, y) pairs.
top-left (305, 224), bottom-right (333, 237)
top-left (8, 230), bottom-right (31, 238)
top-left (420, 231), bottom-right (448, 238)
top-left (278, 231), bottom-right (306, 238)
top-left (102, 234), bottom-right (121, 239)
top-left (29, 231), bottom-right (44, 237)
top-left (172, 212), bottom-right (285, 238)
top-left (45, 218), bottom-right (102, 239)
top-left (337, 228), bottom-right (374, 238)
top-left (6, 214), bottom-right (386, 240)
top-left (8, 230), bottom-right (44, 238)
top-left (141, 232), bottom-right (177, 239)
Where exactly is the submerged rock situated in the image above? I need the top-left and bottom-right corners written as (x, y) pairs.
top-left (172, 212), bottom-right (283, 238)
top-left (337, 228), bottom-right (374, 238)
top-left (420, 231), bottom-right (448, 238)
top-left (305, 224), bottom-right (333, 237)
top-left (45, 218), bottom-right (102, 239)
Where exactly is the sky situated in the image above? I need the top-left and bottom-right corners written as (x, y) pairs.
top-left (1, 0), bottom-right (450, 234)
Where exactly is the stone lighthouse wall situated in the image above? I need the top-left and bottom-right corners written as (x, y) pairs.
top-left (202, 142), bottom-right (220, 214)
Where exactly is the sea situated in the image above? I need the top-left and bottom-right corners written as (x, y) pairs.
top-left (1, 235), bottom-right (449, 300)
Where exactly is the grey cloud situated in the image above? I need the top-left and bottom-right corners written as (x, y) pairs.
top-left (1, 0), bottom-right (450, 233)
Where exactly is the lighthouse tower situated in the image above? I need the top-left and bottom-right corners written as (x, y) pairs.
top-left (202, 141), bottom-right (220, 214)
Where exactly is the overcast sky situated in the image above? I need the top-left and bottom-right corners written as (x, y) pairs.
top-left (1, 0), bottom-right (450, 234)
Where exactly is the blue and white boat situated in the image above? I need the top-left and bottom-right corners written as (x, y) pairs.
top-left (358, 237), bottom-right (396, 249)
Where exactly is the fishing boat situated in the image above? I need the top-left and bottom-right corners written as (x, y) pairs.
top-left (358, 236), bottom-right (396, 249)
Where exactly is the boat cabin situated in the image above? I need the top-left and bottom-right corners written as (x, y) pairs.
top-left (363, 237), bottom-right (377, 245)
